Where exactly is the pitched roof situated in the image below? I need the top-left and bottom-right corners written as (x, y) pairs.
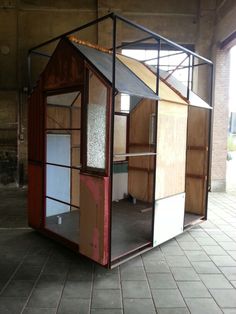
top-left (70, 40), bottom-right (159, 101)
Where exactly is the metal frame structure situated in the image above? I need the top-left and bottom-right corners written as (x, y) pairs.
top-left (28, 12), bottom-right (213, 268)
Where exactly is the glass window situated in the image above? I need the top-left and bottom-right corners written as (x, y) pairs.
top-left (86, 71), bottom-right (107, 170)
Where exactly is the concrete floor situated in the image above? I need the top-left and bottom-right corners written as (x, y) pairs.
top-left (0, 189), bottom-right (236, 313)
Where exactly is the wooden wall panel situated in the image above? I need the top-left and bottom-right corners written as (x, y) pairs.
top-left (28, 82), bottom-right (44, 162)
top-left (46, 106), bottom-right (70, 129)
top-left (155, 101), bottom-right (188, 199)
top-left (185, 107), bottom-right (210, 215)
top-left (28, 163), bottom-right (43, 229)
top-left (79, 174), bottom-right (109, 265)
top-left (128, 99), bottom-right (156, 202)
top-left (114, 115), bottom-right (127, 162)
top-left (43, 39), bottom-right (84, 90)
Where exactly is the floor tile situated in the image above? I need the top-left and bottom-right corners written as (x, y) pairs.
top-left (142, 249), bottom-right (165, 261)
top-left (123, 298), bottom-right (156, 314)
top-left (91, 310), bottom-right (122, 314)
top-left (92, 290), bottom-right (122, 309)
top-left (1, 280), bottom-right (34, 297)
top-left (120, 266), bottom-right (146, 280)
top-left (0, 297), bottom-right (27, 313)
top-left (62, 281), bottom-right (92, 298)
top-left (200, 274), bottom-right (233, 289)
top-left (219, 242), bottom-right (236, 251)
top-left (119, 256), bottom-right (143, 269)
top-left (23, 308), bottom-right (56, 314)
top-left (185, 297), bottom-right (222, 313)
top-left (220, 267), bottom-right (236, 280)
top-left (152, 289), bottom-right (185, 308)
top-left (157, 309), bottom-right (190, 314)
top-left (231, 281), bottom-right (236, 288)
top-left (165, 256), bottom-right (191, 267)
top-left (67, 264), bottom-right (93, 281)
top-left (210, 255), bottom-right (236, 267)
top-left (147, 273), bottom-right (177, 289)
top-left (210, 289), bottom-right (236, 307)
top-left (143, 260), bottom-right (170, 273)
top-left (191, 261), bottom-right (221, 274)
top-left (122, 280), bottom-right (151, 298)
top-left (195, 237), bottom-right (218, 246)
top-left (161, 246), bottom-right (184, 256)
top-left (94, 274), bottom-right (120, 289)
top-left (184, 250), bottom-right (210, 262)
top-left (222, 309), bottom-right (236, 314)
top-left (177, 281), bottom-right (211, 298)
top-left (202, 245), bottom-right (227, 256)
top-left (13, 265), bottom-right (42, 280)
top-left (178, 241), bottom-right (201, 251)
top-left (171, 267), bottom-right (200, 281)
top-left (58, 298), bottom-right (90, 314)
top-left (27, 282), bottom-right (63, 308)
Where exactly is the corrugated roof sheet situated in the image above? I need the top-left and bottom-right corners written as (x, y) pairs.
top-left (70, 41), bottom-right (159, 100)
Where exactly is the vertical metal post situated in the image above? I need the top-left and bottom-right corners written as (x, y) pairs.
top-left (187, 54), bottom-right (191, 100)
top-left (27, 53), bottom-right (32, 93)
top-left (205, 63), bottom-right (214, 220)
top-left (108, 14), bottom-right (116, 268)
top-left (151, 38), bottom-right (160, 246)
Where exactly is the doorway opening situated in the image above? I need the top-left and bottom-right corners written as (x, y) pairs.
top-left (45, 90), bottom-right (81, 244)
top-left (111, 93), bottom-right (156, 261)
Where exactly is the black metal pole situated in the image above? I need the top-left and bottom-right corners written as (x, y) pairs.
top-left (31, 50), bottom-right (51, 58)
top-left (27, 53), bottom-right (32, 93)
top-left (151, 38), bottom-right (160, 247)
top-left (109, 14), bottom-right (116, 268)
top-left (187, 54), bottom-right (191, 100)
top-left (115, 13), bottom-right (212, 65)
top-left (205, 63), bottom-right (214, 220)
top-left (111, 35), bottom-right (153, 51)
top-left (29, 12), bottom-right (114, 52)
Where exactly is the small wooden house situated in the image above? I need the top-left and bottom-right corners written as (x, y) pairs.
top-left (28, 33), bottom-right (212, 267)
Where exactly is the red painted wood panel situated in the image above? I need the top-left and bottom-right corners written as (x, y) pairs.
top-left (28, 163), bottom-right (43, 229)
top-left (42, 39), bottom-right (84, 91)
top-left (79, 174), bottom-right (110, 265)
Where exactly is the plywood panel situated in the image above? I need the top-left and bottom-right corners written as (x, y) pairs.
top-left (155, 101), bottom-right (188, 199)
top-left (185, 177), bottom-right (206, 215)
top-left (186, 150), bottom-right (206, 176)
top-left (128, 169), bottom-right (149, 201)
top-left (79, 174), bottom-right (109, 265)
top-left (72, 107), bottom-right (81, 129)
top-left (117, 54), bottom-right (187, 104)
top-left (114, 115), bottom-right (127, 162)
top-left (187, 107), bottom-right (209, 147)
top-left (185, 107), bottom-right (210, 216)
top-left (128, 99), bottom-right (156, 202)
top-left (46, 106), bottom-right (70, 129)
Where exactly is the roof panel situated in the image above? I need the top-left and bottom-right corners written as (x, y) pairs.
top-left (70, 41), bottom-right (159, 100)
top-left (117, 54), bottom-right (187, 105)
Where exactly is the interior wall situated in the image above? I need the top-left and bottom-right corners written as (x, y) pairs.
top-left (0, 0), bottom-right (235, 189)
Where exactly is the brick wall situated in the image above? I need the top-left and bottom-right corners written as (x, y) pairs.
top-left (211, 48), bottom-right (230, 191)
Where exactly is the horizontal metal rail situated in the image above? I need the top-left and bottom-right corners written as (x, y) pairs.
top-left (114, 152), bottom-right (157, 157)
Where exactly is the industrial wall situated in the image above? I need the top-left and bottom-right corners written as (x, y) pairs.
top-left (0, 0), bottom-right (235, 190)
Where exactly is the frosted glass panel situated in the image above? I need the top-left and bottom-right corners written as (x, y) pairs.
top-left (87, 103), bottom-right (106, 168)
top-left (86, 72), bottom-right (107, 169)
